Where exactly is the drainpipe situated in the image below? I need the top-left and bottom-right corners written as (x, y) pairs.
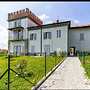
top-left (40, 26), bottom-right (42, 56)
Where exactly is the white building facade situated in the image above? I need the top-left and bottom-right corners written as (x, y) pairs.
top-left (8, 8), bottom-right (90, 56)
top-left (69, 26), bottom-right (90, 53)
top-left (28, 22), bottom-right (70, 55)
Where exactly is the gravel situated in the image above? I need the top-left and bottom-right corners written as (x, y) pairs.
top-left (38, 57), bottom-right (90, 90)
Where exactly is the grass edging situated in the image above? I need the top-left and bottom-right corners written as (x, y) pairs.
top-left (31, 57), bottom-right (66, 90)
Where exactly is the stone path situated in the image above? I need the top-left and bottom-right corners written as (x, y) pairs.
top-left (38, 57), bottom-right (90, 90)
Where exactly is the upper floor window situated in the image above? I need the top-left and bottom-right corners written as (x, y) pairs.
top-left (30, 33), bottom-right (37, 40)
top-left (80, 33), bottom-right (84, 41)
top-left (57, 30), bottom-right (61, 38)
top-left (43, 32), bottom-right (51, 39)
top-left (17, 19), bottom-right (21, 27)
top-left (14, 21), bottom-right (17, 28)
top-left (13, 31), bottom-right (18, 40)
top-left (14, 19), bottom-right (21, 28)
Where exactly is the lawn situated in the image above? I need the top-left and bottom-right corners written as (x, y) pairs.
top-left (0, 54), bottom-right (65, 90)
top-left (79, 53), bottom-right (90, 79)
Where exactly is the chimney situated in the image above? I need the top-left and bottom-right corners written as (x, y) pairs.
top-left (56, 20), bottom-right (59, 23)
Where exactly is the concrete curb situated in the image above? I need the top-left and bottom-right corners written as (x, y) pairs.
top-left (31, 57), bottom-right (66, 90)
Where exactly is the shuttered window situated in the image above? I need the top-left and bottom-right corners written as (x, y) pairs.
top-left (43, 32), bottom-right (52, 39)
top-left (30, 33), bottom-right (37, 40)
top-left (80, 33), bottom-right (84, 41)
top-left (57, 30), bottom-right (61, 38)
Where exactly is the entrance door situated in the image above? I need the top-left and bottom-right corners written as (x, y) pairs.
top-left (69, 47), bottom-right (75, 56)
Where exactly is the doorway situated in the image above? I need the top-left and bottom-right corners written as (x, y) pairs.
top-left (69, 47), bottom-right (76, 56)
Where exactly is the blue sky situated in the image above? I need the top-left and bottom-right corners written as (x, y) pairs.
top-left (0, 2), bottom-right (90, 49)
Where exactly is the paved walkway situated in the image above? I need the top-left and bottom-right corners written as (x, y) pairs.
top-left (38, 57), bottom-right (90, 90)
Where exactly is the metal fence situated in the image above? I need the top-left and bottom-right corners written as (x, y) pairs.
top-left (0, 52), bottom-right (67, 90)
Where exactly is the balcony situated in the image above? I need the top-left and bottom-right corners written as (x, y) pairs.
top-left (8, 26), bottom-right (24, 31)
top-left (9, 31), bottom-right (24, 41)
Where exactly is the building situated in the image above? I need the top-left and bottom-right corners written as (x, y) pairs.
top-left (8, 8), bottom-right (90, 56)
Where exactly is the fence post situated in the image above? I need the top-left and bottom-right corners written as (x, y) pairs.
top-left (83, 52), bottom-right (85, 65)
top-left (55, 56), bottom-right (56, 66)
top-left (54, 51), bottom-right (56, 66)
top-left (8, 55), bottom-right (10, 90)
top-left (45, 52), bottom-right (46, 77)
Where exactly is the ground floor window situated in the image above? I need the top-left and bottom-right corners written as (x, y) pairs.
top-left (13, 45), bottom-right (21, 55)
top-left (44, 44), bottom-right (50, 55)
top-left (31, 45), bottom-right (35, 54)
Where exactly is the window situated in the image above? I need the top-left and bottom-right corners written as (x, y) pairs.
top-left (34, 33), bottom-right (37, 40)
top-left (13, 31), bottom-right (18, 40)
top-left (13, 19), bottom-right (21, 28)
top-left (80, 33), bottom-right (84, 41)
top-left (43, 32), bottom-right (51, 39)
top-left (19, 31), bottom-right (23, 39)
top-left (14, 21), bottom-right (17, 28)
top-left (31, 45), bottom-right (35, 53)
top-left (44, 45), bottom-right (50, 55)
top-left (13, 31), bottom-right (23, 40)
top-left (13, 45), bottom-right (21, 55)
top-left (57, 30), bottom-right (61, 38)
top-left (17, 19), bottom-right (21, 27)
top-left (30, 33), bottom-right (37, 40)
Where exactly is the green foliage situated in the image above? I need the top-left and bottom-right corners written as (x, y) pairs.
top-left (60, 52), bottom-right (67, 58)
top-left (15, 59), bottom-right (28, 77)
top-left (79, 53), bottom-right (90, 79)
top-left (0, 55), bottom-right (64, 90)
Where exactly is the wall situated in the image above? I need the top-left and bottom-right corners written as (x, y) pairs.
top-left (28, 29), bottom-right (41, 54)
top-left (69, 27), bottom-right (90, 52)
top-left (28, 25), bottom-right (69, 54)
top-left (8, 18), bottom-right (38, 40)
top-left (9, 41), bottom-right (25, 54)
top-left (42, 26), bottom-right (68, 53)
top-left (8, 17), bottom-right (39, 55)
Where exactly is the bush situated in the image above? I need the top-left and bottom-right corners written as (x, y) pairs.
top-left (60, 51), bottom-right (66, 57)
top-left (15, 59), bottom-right (28, 77)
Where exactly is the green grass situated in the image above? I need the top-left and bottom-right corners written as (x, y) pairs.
top-left (79, 55), bottom-right (90, 79)
top-left (0, 55), bottom-right (64, 90)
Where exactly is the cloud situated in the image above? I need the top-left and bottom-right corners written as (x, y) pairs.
top-left (38, 14), bottom-right (50, 23)
top-left (59, 18), bottom-right (80, 26)
top-left (0, 24), bottom-right (8, 49)
top-left (73, 19), bottom-right (80, 24)
top-left (45, 20), bottom-right (53, 24)
top-left (71, 19), bottom-right (80, 26)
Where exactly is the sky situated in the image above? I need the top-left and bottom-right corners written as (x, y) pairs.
top-left (0, 2), bottom-right (90, 49)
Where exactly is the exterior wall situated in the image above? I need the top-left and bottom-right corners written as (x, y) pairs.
top-left (28, 29), bottom-right (41, 54)
top-left (27, 18), bottom-right (37, 27)
top-left (8, 14), bottom-right (69, 55)
top-left (9, 41), bottom-right (25, 54)
top-left (42, 26), bottom-right (68, 54)
top-left (8, 17), bottom-right (39, 55)
top-left (69, 27), bottom-right (90, 52)
top-left (28, 25), bottom-right (69, 54)
top-left (8, 18), bottom-right (38, 40)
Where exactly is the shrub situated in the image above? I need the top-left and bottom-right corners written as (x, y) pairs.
top-left (15, 59), bottom-right (28, 77)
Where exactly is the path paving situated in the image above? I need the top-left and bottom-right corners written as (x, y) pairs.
top-left (38, 57), bottom-right (90, 90)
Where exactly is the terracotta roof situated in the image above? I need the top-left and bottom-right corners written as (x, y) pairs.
top-left (8, 8), bottom-right (43, 26)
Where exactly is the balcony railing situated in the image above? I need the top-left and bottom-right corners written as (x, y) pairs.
top-left (9, 35), bottom-right (23, 41)
top-left (8, 26), bottom-right (24, 31)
